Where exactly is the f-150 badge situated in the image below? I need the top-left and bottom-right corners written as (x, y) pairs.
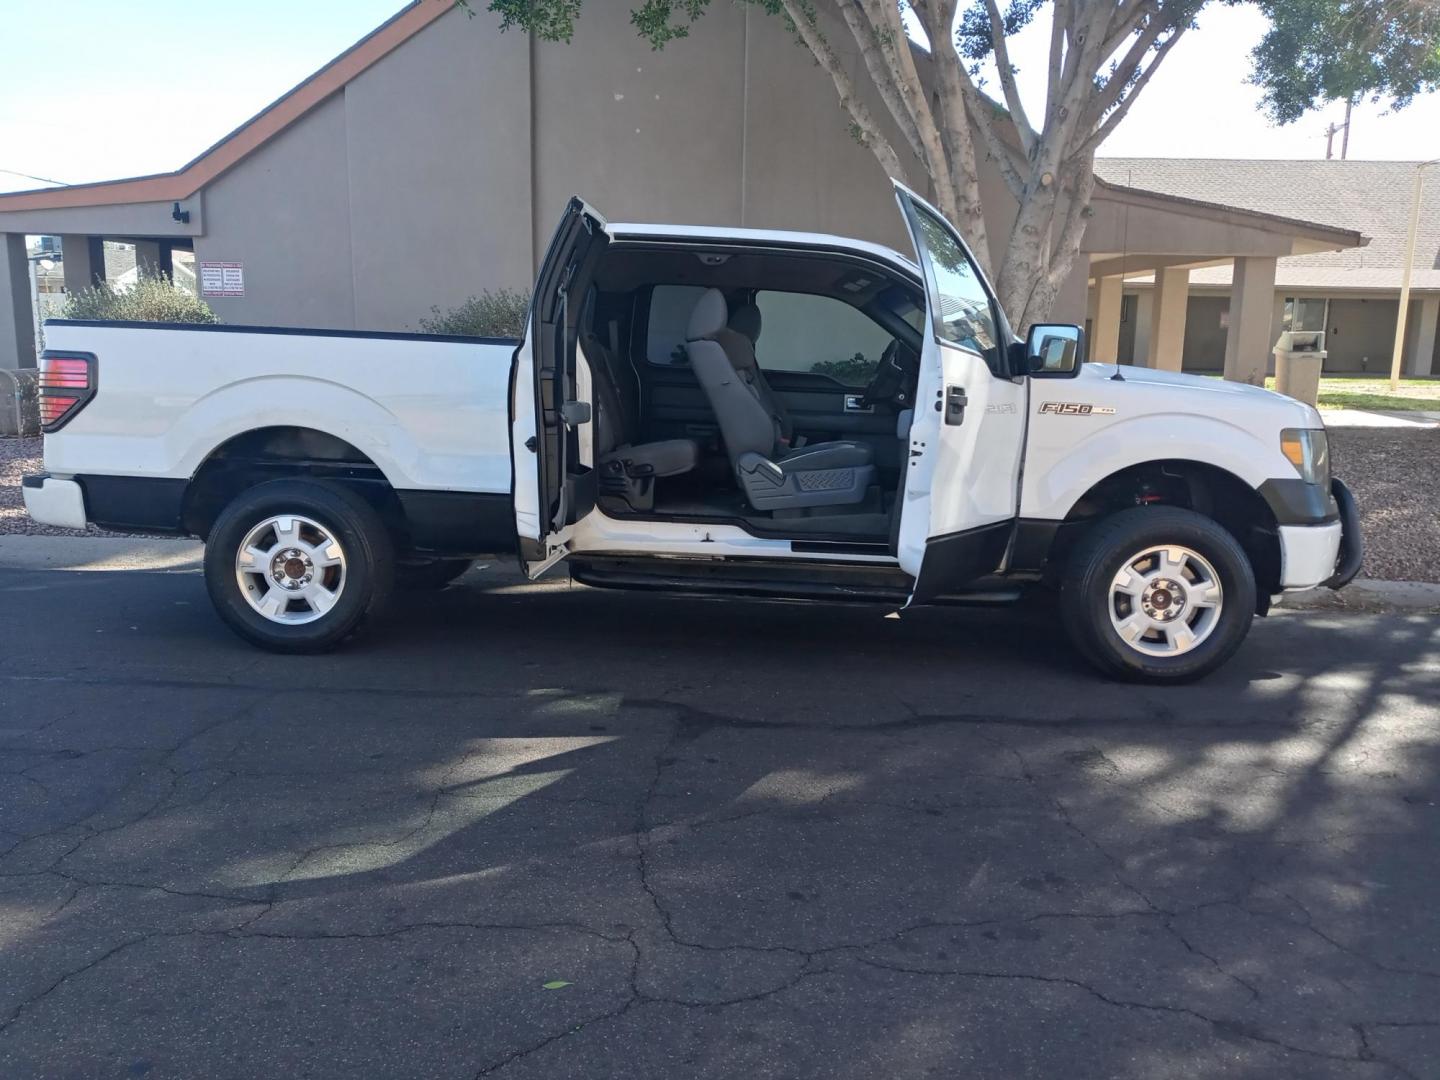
top-left (1039, 402), bottom-right (1117, 416)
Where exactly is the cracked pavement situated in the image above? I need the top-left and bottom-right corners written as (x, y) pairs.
top-left (1, 560), bottom-right (1438, 1078)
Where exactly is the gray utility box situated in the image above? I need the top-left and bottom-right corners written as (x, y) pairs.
top-left (1273, 331), bottom-right (1326, 407)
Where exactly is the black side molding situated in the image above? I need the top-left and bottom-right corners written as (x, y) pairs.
top-left (76, 475), bottom-right (188, 534)
top-left (395, 490), bottom-right (516, 557)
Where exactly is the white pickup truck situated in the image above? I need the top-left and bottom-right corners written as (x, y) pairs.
top-left (25, 185), bottom-right (1360, 682)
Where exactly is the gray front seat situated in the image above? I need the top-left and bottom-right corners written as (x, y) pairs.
top-left (685, 289), bottom-right (875, 511)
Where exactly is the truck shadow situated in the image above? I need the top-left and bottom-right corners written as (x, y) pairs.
top-left (5, 565), bottom-right (1439, 1076)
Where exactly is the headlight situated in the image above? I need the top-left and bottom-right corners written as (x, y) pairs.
top-left (1280, 428), bottom-right (1330, 486)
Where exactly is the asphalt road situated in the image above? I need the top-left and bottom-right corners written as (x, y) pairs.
top-left (1, 559), bottom-right (1438, 1079)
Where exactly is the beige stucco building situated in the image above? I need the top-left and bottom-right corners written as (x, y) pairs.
top-left (1095, 159), bottom-right (1440, 376)
top-left (0, 0), bottom-right (1368, 387)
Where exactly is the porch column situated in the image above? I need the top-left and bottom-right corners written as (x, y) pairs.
top-left (1223, 256), bottom-right (1277, 386)
top-left (1409, 295), bottom-right (1438, 377)
top-left (133, 240), bottom-right (162, 278)
top-left (1091, 274), bottom-right (1124, 364)
top-left (61, 234), bottom-right (104, 292)
top-left (1, 233), bottom-right (37, 369)
top-left (1146, 268), bottom-right (1190, 372)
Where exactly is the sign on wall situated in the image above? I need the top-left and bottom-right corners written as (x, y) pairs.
top-left (199, 261), bottom-right (244, 297)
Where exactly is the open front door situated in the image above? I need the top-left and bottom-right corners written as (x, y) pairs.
top-left (511, 197), bottom-right (610, 577)
top-left (891, 182), bottom-right (1027, 604)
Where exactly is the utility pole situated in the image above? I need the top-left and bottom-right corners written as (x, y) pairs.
top-left (1389, 159), bottom-right (1439, 391)
top-left (1324, 99), bottom-right (1354, 160)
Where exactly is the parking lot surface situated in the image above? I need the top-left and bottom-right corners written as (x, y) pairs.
top-left (2, 561), bottom-right (1438, 1079)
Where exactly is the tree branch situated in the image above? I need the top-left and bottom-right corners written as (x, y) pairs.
top-left (981, 0), bottom-right (1038, 153)
top-left (835, 3), bottom-right (927, 163)
top-left (1076, 26), bottom-right (1185, 156)
top-left (1048, 154), bottom-right (1096, 276)
top-left (778, 0), bottom-right (910, 182)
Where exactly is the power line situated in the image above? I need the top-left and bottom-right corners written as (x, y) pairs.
top-left (0, 166), bottom-right (68, 187)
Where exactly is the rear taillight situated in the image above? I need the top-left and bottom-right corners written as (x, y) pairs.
top-left (38, 351), bottom-right (96, 431)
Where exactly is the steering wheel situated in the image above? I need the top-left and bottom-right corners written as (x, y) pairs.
top-left (859, 340), bottom-right (916, 408)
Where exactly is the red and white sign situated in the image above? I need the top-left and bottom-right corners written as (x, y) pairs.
top-left (200, 261), bottom-right (244, 297)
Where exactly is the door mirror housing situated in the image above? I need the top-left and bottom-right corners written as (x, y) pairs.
top-left (1024, 324), bottom-right (1084, 378)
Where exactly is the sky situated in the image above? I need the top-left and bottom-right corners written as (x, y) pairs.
top-left (1, 1), bottom-right (1438, 196)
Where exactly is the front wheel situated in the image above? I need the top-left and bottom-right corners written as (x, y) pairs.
top-left (204, 479), bottom-right (395, 653)
top-left (1060, 507), bottom-right (1256, 683)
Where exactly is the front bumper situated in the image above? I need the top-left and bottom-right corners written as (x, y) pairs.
top-left (21, 474), bottom-right (88, 530)
top-left (1276, 477), bottom-right (1362, 591)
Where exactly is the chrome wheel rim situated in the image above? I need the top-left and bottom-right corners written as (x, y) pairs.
top-left (1108, 545), bottom-right (1223, 658)
top-left (235, 514), bottom-right (347, 625)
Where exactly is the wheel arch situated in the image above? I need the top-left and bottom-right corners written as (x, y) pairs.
top-left (1037, 458), bottom-right (1282, 607)
top-left (182, 425), bottom-right (404, 541)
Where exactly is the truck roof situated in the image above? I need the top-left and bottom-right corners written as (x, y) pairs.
top-left (608, 222), bottom-right (920, 276)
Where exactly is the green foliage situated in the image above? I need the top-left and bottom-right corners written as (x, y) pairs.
top-left (460, 0), bottom-right (794, 48)
top-left (1249, 0), bottom-right (1440, 123)
top-left (810, 352), bottom-right (876, 385)
top-left (419, 288), bottom-right (532, 339)
top-left (59, 272), bottom-right (219, 324)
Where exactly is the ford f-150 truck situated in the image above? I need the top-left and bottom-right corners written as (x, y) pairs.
top-left (24, 185), bottom-right (1361, 682)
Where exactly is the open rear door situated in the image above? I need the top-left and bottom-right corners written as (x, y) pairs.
top-left (511, 196), bottom-right (610, 577)
top-left (891, 182), bottom-right (1027, 604)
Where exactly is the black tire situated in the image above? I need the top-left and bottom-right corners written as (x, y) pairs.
top-left (1059, 506), bottom-right (1256, 684)
top-left (204, 479), bottom-right (395, 653)
top-left (396, 558), bottom-right (474, 591)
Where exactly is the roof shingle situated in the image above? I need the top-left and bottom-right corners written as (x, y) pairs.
top-left (1095, 158), bottom-right (1440, 291)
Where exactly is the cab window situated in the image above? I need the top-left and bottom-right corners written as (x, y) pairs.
top-left (751, 291), bottom-right (895, 387)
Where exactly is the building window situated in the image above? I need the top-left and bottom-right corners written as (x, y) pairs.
top-left (1283, 297), bottom-right (1327, 333)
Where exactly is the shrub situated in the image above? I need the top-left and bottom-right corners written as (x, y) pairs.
top-left (810, 352), bottom-right (877, 386)
top-left (59, 272), bottom-right (219, 324)
top-left (419, 289), bottom-right (531, 339)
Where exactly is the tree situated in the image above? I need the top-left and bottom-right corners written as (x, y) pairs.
top-left (1250, 0), bottom-right (1440, 124)
top-left (469, 0), bottom-right (1440, 328)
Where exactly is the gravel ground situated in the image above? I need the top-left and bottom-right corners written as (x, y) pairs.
top-left (0, 437), bottom-right (115, 538)
top-left (1329, 425), bottom-right (1440, 583)
top-left (4, 428), bottom-right (1436, 580)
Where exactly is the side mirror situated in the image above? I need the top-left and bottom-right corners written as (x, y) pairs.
top-left (1024, 324), bottom-right (1083, 378)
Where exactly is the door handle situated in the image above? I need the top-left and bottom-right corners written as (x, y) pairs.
top-left (843, 394), bottom-right (874, 414)
top-left (944, 386), bottom-right (968, 426)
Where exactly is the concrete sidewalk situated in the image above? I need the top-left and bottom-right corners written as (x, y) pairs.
top-left (0, 534), bottom-right (202, 572)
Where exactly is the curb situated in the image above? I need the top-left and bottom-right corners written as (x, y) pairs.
top-left (1276, 578), bottom-right (1440, 616)
top-left (0, 535), bottom-right (203, 572)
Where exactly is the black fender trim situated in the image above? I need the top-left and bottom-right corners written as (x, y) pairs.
top-left (908, 521), bottom-right (1013, 605)
top-left (1322, 477), bottom-right (1363, 590)
top-left (75, 474), bottom-right (188, 534)
top-left (1258, 477), bottom-right (1338, 526)
top-left (395, 490), bottom-right (517, 557)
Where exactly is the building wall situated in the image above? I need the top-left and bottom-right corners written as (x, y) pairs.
top-left (1183, 296), bottom-right (1229, 371)
top-left (1324, 298), bottom-right (1397, 374)
top-left (190, 4), bottom-right (927, 333)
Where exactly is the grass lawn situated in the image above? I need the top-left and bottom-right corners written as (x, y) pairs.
top-left (1277, 376), bottom-right (1440, 412)
top-left (1206, 375), bottom-right (1440, 411)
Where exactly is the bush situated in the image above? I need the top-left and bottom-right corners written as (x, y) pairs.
top-left (810, 352), bottom-right (877, 386)
top-left (59, 272), bottom-right (219, 324)
top-left (419, 289), bottom-right (530, 339)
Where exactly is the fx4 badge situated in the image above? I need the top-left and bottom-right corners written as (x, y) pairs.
top-left (1039, 402), bottom-right (1117, 416)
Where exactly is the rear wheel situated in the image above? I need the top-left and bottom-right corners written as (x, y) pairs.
top-left (205, 479), bottom-right (394, 653)
top-left (1060, 507), bottom-right (1255, 683)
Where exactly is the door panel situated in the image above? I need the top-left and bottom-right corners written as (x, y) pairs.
top-left (891, 182), bottom-right (1026, 603)
top-left (511, 196), bottom-right (609, 577)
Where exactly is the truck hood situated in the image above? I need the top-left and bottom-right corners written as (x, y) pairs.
top-left (1076, 364), bottom-right (1323, 427)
